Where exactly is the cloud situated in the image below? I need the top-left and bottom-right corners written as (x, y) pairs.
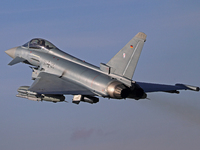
top-left (70, 128), bottom-right (94, 141)
top-left (70, 128), bottom-right (117, 141)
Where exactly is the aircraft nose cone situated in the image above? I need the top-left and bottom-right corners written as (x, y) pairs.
top-left (5, 47), bottom-right (17, 58)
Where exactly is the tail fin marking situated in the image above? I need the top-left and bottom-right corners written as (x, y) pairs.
top-left (106, 32), bottom-right (146, 80)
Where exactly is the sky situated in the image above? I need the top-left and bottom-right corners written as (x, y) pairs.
top-left (0, 0), bottom-right (200, 150)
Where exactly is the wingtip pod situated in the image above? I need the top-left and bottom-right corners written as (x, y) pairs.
top-left (176, 84), bottom-right (200, 92)
top-left (135, 32), bottom-right (147, 41)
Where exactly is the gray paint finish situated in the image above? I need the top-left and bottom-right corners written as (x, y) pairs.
top-left (5, 33), bottom-right (199, 104)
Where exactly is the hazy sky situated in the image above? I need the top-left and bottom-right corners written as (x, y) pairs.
top-left (1, 1), bottom-right (200, 150)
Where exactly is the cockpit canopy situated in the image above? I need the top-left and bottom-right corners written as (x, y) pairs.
top-left (23, 38), bottom-right (58, 50)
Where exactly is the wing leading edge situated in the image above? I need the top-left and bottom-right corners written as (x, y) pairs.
top-left (136, 82), bottom-right (199, 94)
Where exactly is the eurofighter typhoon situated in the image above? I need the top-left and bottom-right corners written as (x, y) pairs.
top-left (5, 32), bottom-right (199, 104)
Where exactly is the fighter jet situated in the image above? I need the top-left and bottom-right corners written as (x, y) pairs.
top-left (5, 32), bottom-right (199, 104)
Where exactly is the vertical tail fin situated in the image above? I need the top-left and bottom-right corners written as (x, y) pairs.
top-left (106, 32), bottom-right (147, 80)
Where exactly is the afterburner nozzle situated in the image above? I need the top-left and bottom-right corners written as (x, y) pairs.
top-left (107, 81), bottom-right (130, 99)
